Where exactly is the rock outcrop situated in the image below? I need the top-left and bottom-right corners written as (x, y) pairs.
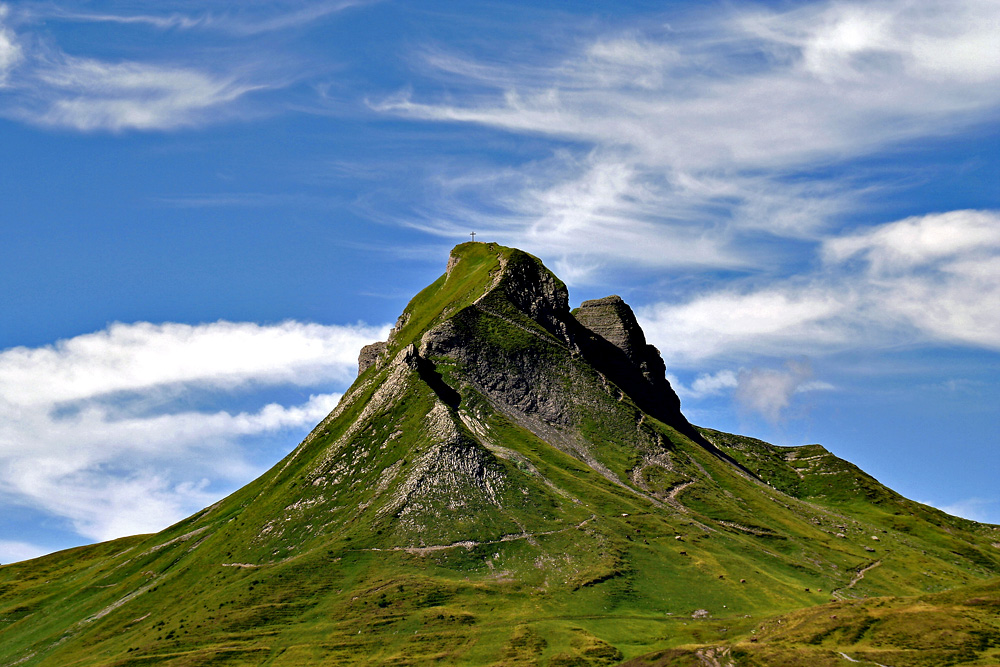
top-left (574, 296), bottom-right (646, 361)
top-left (572, 294), bottom-right (685, 431)
top-left (358, 341), bottom-right (387, 374)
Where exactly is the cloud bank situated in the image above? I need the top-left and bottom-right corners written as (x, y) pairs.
top-left (639, 209), bottom-right (1000, 364)
top-left (0, 320), bottom-right (386, 545)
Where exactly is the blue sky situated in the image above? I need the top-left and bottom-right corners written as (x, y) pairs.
top-left (1, 0), bottom-right (998, 563)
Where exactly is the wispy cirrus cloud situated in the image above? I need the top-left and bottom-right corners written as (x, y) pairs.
top-left (375, 0), bottom-right (1000, 277)
top-left (23, 55), bottom-right (263, 131)
top-left (35, 0), bottom-right (370, 36)
top-left (0, 0), bottom-right (368, 131)
top-left (0, 320), bottom-right (388, 543)
top-left (0, 4), bottom-right (22, 85)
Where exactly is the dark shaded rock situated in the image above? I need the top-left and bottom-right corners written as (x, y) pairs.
top-left (483, 248), bottom-right (571, 343)
top-left (576, 295), bottom-right (672, 389)
top-left (573, 295), bottom-right (684, 431)
top-left (575, 296), bottom-right (645, 361)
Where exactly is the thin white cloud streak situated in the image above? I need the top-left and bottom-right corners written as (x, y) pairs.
top-left (48, 11), bottom-right (203, 31)
top-left (376, 0), bottom-right (1000, 273)
top-left (41, 0), bottom-right (370, 36)
top-left (640, 210), bottom-right (1000, 363)
top-left (0, 320), bottom-right (387, 543)
top-left (26, 56), bottom-right (263, 131)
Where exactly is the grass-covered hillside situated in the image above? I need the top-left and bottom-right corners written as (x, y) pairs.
top-left (626, 577), bottom-right (1000, 666)
top-left (1, 243), bottom-right (998, 666)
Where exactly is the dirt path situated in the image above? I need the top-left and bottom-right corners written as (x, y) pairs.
top-left (832, 559), bottom-right (882, 598)
top-left (848, 560), bottom-right (882, 588)
top-left (838, 651), bottom-right (890, 667)
top-left (368, 515), bottom-right (597, 555)
top-left (663, 479), bottom-right (696, 515)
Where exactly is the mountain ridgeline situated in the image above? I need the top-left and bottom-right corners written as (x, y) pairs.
top-left (2, 243), bottom-right (999, 666)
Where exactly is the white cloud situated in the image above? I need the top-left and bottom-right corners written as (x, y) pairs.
top-left (825, 209), bottom-right (1000, 272)
top-left (0, 320), bottom-right (383, 407)
top-left (376, 0), bottom-right (1000, 274)
top-left (930, 497), bottom-right (998, 524)
top-left (0, 320), bottom-right (387, 543)
top-left (27, 56), bottom-right (262, 131)
top-left (639, 210), bottom-right (1000, 363)
top-left (667, 369), bottom-right (738, 399)
top-left (0, 393), bottom-right (342, 541)
top-left (826, 210), bottom-right (1000, 349)
top-left (639, 285), bottom-right (852, 362)
top-left (0, 4), bottom-right (22, 85)
top-left (0, 4), bottom-right (283, 131)
top-left (0, 540), bottom-right (47, 564)
top-left (734, 360), bottom-right (816, 423)
top-left (743, 0), bottom-right (1000, 85)
top-left (670, 364), bottom-right (831, 421)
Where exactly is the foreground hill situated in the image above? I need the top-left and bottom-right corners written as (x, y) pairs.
top-left (627, 577), bottom-right (1000, 666)
top-left (2, 243), bottom-right (998, 666)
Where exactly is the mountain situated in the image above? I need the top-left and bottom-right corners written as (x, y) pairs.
top-left (2, 242), bottom-right (999, 666)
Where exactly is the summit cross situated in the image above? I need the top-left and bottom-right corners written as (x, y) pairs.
top-left (470, 232), bottom-right (477, 242)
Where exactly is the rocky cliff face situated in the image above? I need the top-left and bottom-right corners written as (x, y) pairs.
top-left (574, 296), bottom-right (646, 360)
top-left (571, 295), bottom-right (685, 432)
top-left (575, 295), bottom-right (667, 390)
top-left (360, 245), bottom-right (689, 443)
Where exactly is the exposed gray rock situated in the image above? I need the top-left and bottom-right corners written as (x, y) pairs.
top-left (358, 341), bottom-right (387, 375)
top-left (575, 295), bottom-right (670, 392)
top-left (571, 295), bottom-right (684, 432)
top-left (575, 295), bottom-right (644, 359)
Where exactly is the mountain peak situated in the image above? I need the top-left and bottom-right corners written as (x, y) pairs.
top-left (359, 243), bottom-right (686, 438)
top-left (4, 243), bottom-right (1000, 666)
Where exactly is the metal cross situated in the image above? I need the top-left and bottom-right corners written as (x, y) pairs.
top-left (470, 232), bottom-right (477, 242)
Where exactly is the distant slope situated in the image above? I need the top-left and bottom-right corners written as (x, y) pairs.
top-left (625, 576), bottom-right (1000, 667)
top-left (1, 243), bottom-right (998, 666)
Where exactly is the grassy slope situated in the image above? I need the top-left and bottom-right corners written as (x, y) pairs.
top-left (1, 243), bottom-right (998, 666)
top-left (624, 577), bottom-right (1000, 667)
